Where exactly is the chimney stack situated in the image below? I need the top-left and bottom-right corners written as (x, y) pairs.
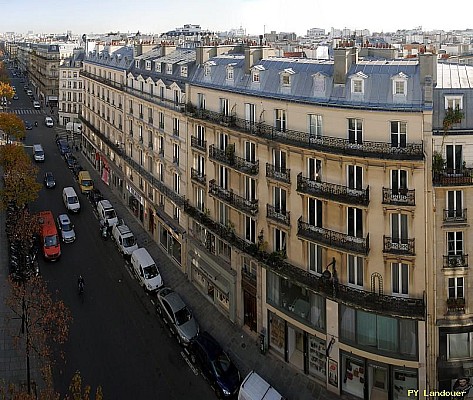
top-left (333, 46), bottom-right (358, 85)
top-left (419, 52), bottom-right (437, 87)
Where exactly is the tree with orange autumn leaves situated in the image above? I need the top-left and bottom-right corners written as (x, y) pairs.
top-left (0, 112), bottom-right (27, 141)
top-left (0, 144), bottom-right (41, 208)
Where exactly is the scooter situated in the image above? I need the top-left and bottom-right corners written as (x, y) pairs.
top-left (99, 220), bottom-right (109, 240)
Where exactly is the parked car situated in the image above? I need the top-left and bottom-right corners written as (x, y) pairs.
top-left (112, 223), bottom-right (138, 258)
top-left (97, 199), bottom-right (118, 227)
top-left (45, 117), bottom-right (54, 127)
top-left (189, 332), bottom-right (241, 398)
top-left (44, 172), bottom-right (56, 189)
top-left (88, 189), bottom-right (104, 208)
top-left (64, 153), bottom-right (77, 169)
top-left (57, 139), bottom-right (71, 156)
top-left (156, 287), bottom-right (199, 346)
top-left (62, 186), bottom-right (80, 213)
top-left (24, 121), bottom-right (33, 130)
top-left (130, 248), bottom-right (163, 292)
top-left (56, 214), bottom-right (76, 243)
top-left (33, 101), bottom-right (40, 109)
top-left (238, 371), bottom-right (284, 400)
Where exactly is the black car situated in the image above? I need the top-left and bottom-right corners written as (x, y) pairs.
top-left (24, 121), bottom-right (33, 130)
top-left (64, 153), bottom-right (77, 169)
top-left (44, 172), bottom-right (56, 188)
top-left (188, 332), bottom-right (241, 398)
top-left (88, 189), bottom-right (104, 208)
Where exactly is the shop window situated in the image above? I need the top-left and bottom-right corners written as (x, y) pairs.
top-left (216, 288), bottom-right (229, 310)
top-left (342, 355), bottom-right (365, 398)
top-left (269, 312), bottom-right (285, 355)
top-left (308, 335), bottom-right (326, 379)
top-left (171, 236), bottom-right (181, 264)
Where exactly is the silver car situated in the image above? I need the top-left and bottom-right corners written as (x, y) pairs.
top-left (156, 287), bottom-right (199, 346)
top-left (56, 214), bottom-right (76, 243)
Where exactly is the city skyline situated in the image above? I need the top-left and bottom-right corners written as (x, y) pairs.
top-left (3, 0), bottom-right (473, 37)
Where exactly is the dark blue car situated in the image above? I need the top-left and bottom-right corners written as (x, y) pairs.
top-left (56, 138), bottom-right (70, 156)
top-left (189, 332), bottom-right (241, 398)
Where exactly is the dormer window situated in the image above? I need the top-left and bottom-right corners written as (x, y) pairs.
top-left (282, 75), bottom-right (290, 86)
top-left (280, 68), bottom-right (295, 88)
top-left (204, 64), bottom-right (211, 77)
top-left (391, 72), bottom-right (408, 99)
top-left (166, 64), bottom-right (173, 74)
top-left (155, 63), bottom-right (161, 73)
top-left (252, 71), bottom-right (260, 83)
top-left (181, 65), bottom-right (188, 78)
top-left (394, 80), bottom-right (406, 95)
top-left (145, 61), bottom-right (151, 70)
top-left (445, 95), bottom-right (463, 110)
top-left (349, 72), bottom-right (368, 96)
top-left (226, 67), bottom-right (234, 80)
top-left (135, 60), bottom-right (140, 68)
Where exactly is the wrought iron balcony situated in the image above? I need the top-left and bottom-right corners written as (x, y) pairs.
top-left (297, 217), bottom-right (369, 255)
top-left (446, 298), bottom-right (465, 313)
top-left (443, 254), bottom-right (469, 268)
top-left (191, 168), bottom-right (206, 185)
top-left (383, 236), bottom-right (415, 256)
top-left (296, 173), bottom-right (370, 207)
top-left (184, 204), bottom-right (422, 319)
top-left (433, 168), bottom-right (473, 186)
top-left (443, 209), bottom-right (467, 223)
top-left (209, 179), bottom-right (258, 215)
top-left (80, 70), bottom-right (123, 91)
top-left (266, 204), bottom-right (290, 226)
top-left (209, 145), bottom-right (259, 176)
top-left (266, 163), bottom-right (290, 183)
top-left (382, 187), bottom-right (415, 206)
top-left (191, 136), bottom-right (207, 152)
top-left (189, 108), bottom-right (423, 161)
top-left (124, 86), bottom-right (185, 112)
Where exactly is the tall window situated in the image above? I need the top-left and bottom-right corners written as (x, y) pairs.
top-left (173, 117), bottom-right (179, 136)
top-left (447, 232), bottom-right (463, 256)
top-left (194, 154), bottom-right (205, 175)
top-left (173, 143), bottom-right (179, 166)
top-left (347, 165), bottom-right (363, 190)
top-left (391, 170), bottom-right (408, 195)
top-left (448, 277), bottom-right (464, 299)
top-left (308, 243), bottom-right (322, 275)
top-left (218, 201), bottom-right (229, 225)
top-left (245, 141), bottom-right (256, 163)
top-left (446, 144), bottom-right (463, 172)
top-left (218, 132), bottom-right (228, 151)
top-left (159, 112), bottom-right (164, 129)
top-left (195, 187), bottom-right (205, 211)
top-left (220, 98), bottom-right (229, 116)
top-left (348, 118), bottom-right (362, 144)
top-left (391, 121), bottom-right (407, 148)
top-left (308, 114), bottom-right (322, 138)
top-left (159, 86), bottom-right (165, 100)
top-left (447, 190), bottom-right (463, 219)
top-left (246, 216), bottom-right (256, 243)
top-left (197, 93), bottom-right (206, 110)
top-left (348, 207), bottom-right (363, 238)
top-left (245, 103), bottom-right (256, 129)
top-left (308, 198), bottom-right (322, 227)
top-left (245, 176), bottom-right (256, 202)
top-left (219, 166), bottom-right (229, 190)
top-left (391, 213), bottom-right (408, 244)
top-left (273, 149), bottom-right (286, 172)
top-left (273, 187), bottom-right (287, 214)
top-left (308, 158), bottom-right (322, 181)
top-left (274, 228), bottom-right (286, 253)
top-left (275, 109), bottom-right (287, 132)
top-left (173, 173), bottom-right (180, 194)
top-left (196, 125), bottom-right (205, 144)
top-left (392, 263), bottom-right (409, 296)
top-left (348, 255), bottom-right (363, 288)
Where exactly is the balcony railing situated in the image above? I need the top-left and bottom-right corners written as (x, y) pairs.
top-left (443, 209), bottom-right (467, 223)
top-left (297, 217), bottom-right (369, 255)
top-left (188, 108), bottom-right (423, 161)
top-left (184, 204), bottom-right (422, 318)
top-left (266, 204), bottom-right (290, 226)
top-left (124, 86), bottom-right (185, 112)
top-left (297, 173), bottom-right (370, 207)
top-left (443, 254), bottom-right (469, 268)
top-left (382, 187), bottom-right (416, 206)
top-left (433, 168), bottom-right (473, 186)
top-left (209, 180), bottom-right (258, 215)
top-left (80, 70), bottom-right (123, 91)
top-left (191, 168), bottom-right (206, 185)
top-left (209, 145), bottom-right (259, 176)
top-left (191, 136), bottom-right (207, 152)
top-left (80, 116), bottom-right (186, 208)
top-left (446, 298), bottom-right (465, 313)
top-left (383, 236), bottom-right (415, 256)
top-left (266, 163), bottom-right (290, 183)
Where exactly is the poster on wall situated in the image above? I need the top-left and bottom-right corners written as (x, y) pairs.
top-left (451, 377), bottom-right (473, 400)
top-left (328, 358), bottom-right (338, 387)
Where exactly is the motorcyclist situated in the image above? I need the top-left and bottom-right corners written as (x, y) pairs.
top-left (34, 121), bottom-right (38, 127)
top-left (78, 275), bottom-right (85, 293)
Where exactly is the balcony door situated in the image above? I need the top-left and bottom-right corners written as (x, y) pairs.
top-left (447, 190), bottom-right (463, 219)
top-left (348, 207), bottom-right (363, 238)
top-left (274, 187), bottom-right (287, 214)
top-left (348, 165), bottom-right (363, 190)
top-left (308, 198), bottom-right (322, 227)
top-left (447, 232), bottom-right (463, 256)
top-left (245, 141), bottom-right (256, 163)
top-left (245, 103), bottom-right (256, 130)
top-left (348, 118), bottom-right (363, 145)
top-left (391, 213), bottom-right (408, 245)
top-left (273, 149), bottom-right (287, 173)
top-left (391, 169), bottom-right (408, 195)
top-left (446, 144), bottom-right (462, 173)
top-left (308, 158), bottom-right (322, 181)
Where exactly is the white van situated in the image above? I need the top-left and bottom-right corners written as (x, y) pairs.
top-left (33, 144), bottom-right (44, 162)
top-left (112, 223), bottom-right (138, 258)
top-left (62, 187), bottom-right (81, 213)
top-left (130, 248), bottom-right (163, 292)
top-left (238, 371), bottom-right (284, 400)
top-left (97, 199), bottom-right (118, 227)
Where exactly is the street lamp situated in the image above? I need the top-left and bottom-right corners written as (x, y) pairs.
top-left (322, 257), bottom-right (338, 297)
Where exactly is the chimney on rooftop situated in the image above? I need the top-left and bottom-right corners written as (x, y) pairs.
top-left (419, 51), bottom-right (437, 87)
top-left (333, 46), bottom-right (358, 85)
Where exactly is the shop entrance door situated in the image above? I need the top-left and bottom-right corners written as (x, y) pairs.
top-left (287, 325), bottom-right (304, 371)
top-left (368, 363), bottom-right (388, 400)
top-left (243, 290), bottom-right (257, 332)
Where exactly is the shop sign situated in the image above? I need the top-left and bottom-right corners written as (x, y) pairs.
top-left (328, 358), bottom-right (338, 388)
top-left (126, 183), bottom-right (143, 205)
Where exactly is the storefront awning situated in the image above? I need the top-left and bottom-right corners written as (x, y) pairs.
top-left (155, 206), bottom-right (185, 235)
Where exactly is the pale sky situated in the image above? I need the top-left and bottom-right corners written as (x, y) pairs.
top-left (1, 0), bottom-right (472, 37)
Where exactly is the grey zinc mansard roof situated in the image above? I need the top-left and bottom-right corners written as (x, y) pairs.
top-left (85, 46), bottom-right (135, 69)
top-left (189, 55), bottom-right (426, 111)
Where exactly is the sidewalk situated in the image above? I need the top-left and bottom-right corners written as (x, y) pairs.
top-left (0, 199), bottom-right (42, 395)
top-left (79, 151), bottom-right (340, 400)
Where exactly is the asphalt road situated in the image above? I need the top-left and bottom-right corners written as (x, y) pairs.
top-left (9, 73), bottom-right (215, 399)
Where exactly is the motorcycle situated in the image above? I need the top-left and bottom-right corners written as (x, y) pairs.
top-left (99, 220), bottom-right (109, 240)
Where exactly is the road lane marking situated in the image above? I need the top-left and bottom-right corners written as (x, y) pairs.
top-left (181, 351), bottom-right (199, 376)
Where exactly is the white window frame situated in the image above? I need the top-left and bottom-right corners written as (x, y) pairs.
top-left (166, 64), bottom-right (173, 74)
top-left (145, 61), bottom-right (151, 70)
top-left (180, 65), bottom-right (188, 77)
top-left (308, 243), bottom-right (322, 275)
top-left (252, 71), bottom-right (260, 83)
top-left (226, 67), bottom-right (234, 80)
top-left (448, 276), bottom-right (464, 299)
top-left (445, 95), bottom-right (463, 110)
top-left (348, 255), bottom-right (364, 288)
top-left (393, 80), bottom-right (406, 95)
top-left (245, 216), bottom-right (256, 243)
top-left (308, 114), bottom-right (323, 138)
top-left (351, 79), bottom-right (364, 94)
top-left (391, 262), bottom-right (409, 297)
top-left (135, 60), bottom-right (140, 68)
top-left (155, 63), bottom-right (161, 73)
